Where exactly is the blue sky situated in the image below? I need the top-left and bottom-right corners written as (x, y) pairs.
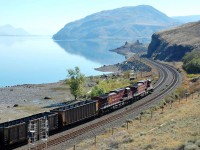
top-left (1, 0), bottom-right (200, 35)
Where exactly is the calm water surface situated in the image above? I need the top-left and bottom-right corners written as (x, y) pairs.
top-left (0, 36), bottom-right (125, 87)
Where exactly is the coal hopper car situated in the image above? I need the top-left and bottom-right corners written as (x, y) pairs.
top-left (50, 100), bottom-right (97, 127)
top-left (0, 112), bottom-right (58, 148)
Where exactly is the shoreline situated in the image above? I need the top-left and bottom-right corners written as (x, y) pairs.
top-left (0, 41), bottom-right (150, 123)
top-left (0, 80), bottom-right (74, 123)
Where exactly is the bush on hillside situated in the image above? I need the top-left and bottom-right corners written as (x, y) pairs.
top-left (182, 50), bottom-right (200, 74)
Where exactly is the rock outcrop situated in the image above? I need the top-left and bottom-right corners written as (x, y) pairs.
top-left (110, 40), bottom-right (148, 56)
top-left (147, 21), bottom-right (200, 61)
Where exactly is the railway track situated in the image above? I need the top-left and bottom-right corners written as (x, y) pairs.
top-left (18, 59), bottom-right (181, 150)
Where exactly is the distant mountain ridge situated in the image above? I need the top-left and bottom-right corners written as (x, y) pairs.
top-left (53, 5), bottom-right (180, 41)
top-left (173, 15), bottom-right (200, 23)
top-left (0, 24), bottom-right (29, 36)
top-left (147, 21), bottom-right (200, 61)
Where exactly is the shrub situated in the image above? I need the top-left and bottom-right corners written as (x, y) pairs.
top-left (94, 78), bottom-right (130, 93)
top-left (182, 50), bottom-right (200, 74)
top-left (90, 86), bottom-right (105, 97)
top-left (184, 144), bottom-right (199, 150)
top-left (122, 135), bottom-right (134, 143)
top-left (143, 144), bottom-right (153, 150)
top-left (121, 123), bottom-right (126, 128)
top-left (176, 144), bottom-right (185, 150)
top-left (109, 141), bottom-right (119, 149)
top-left (175, 87), bottom-right (187, 98)
top-left (123, 70), bottom-right (131, 79)
top-left (195, 139), bottom-right (200, 147)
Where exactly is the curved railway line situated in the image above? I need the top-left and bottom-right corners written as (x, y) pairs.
top-left (17, 59), bottom-right (182, 150)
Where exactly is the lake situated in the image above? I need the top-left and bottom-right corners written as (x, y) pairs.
top-left (0, 36), bottom-right (125, 87)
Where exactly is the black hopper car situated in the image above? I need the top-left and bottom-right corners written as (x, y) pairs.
top-left (0, 112), bottom-right (58, 149)
top-left (0, 79), bottom-right (153, 149)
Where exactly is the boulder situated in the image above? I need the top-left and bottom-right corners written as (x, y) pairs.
top-left (44, 96), bottom-right (51, 99)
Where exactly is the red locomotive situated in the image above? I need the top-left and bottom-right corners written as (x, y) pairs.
top-left (93, 79), bottom-right (153, 114)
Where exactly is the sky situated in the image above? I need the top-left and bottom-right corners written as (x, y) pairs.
top-left (1, 0), bottom-right (200, 35)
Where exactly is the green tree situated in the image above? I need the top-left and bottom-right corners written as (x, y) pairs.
top-left (91, 86), bottom-right (105, 97)
top-left (66, 66), bottom-right (85, 100)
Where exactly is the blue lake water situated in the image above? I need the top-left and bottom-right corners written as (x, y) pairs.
top-left (0, 36), bottom-right (125, 87)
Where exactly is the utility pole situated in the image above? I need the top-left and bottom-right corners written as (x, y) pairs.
top-left (185, 93), bottom-right (189, 101)
top-left (126, 120), bottom-right (129, 130)
top-left (170, 100), bottom-right (173, 109)
top-left (140, 112), bottom-right (144, 123)
top-left (112, 127), bottom-right (115, 135)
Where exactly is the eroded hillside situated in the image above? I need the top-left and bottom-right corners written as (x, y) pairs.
top-left (147, 21), bottom-right (200, 61)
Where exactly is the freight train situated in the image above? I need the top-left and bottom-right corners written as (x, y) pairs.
top-left (0, 79), bottom-right (153, 149)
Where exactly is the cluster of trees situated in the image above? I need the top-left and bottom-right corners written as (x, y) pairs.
top-left (66, 66), bottom-right (104, 100)
top-left (90, 77), bottom-right (130, 97)
top-left (66, 66), bottom-right (105, 100)
top-left (66, 67), bottom-right (131, 100)
top-left (182, 50), bottom-right (200, 74)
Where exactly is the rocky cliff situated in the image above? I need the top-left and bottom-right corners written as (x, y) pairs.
top-left (147, 21), bottom-right (200, 61)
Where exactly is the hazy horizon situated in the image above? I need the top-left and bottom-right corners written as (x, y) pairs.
top-left (1, 0), bottom-right (200, 35)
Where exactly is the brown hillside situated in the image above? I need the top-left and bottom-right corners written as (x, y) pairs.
top-left (148, 21), bottom-right (200, 61)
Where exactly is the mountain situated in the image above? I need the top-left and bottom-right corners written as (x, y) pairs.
top-left (0, 24), bottom-right (29, 36)
top-left (53, 5), bottom-right (179, 41)
top-left (173, 15), bottom-right (200, 23)
top-left (147, 21), bottom-right (200, 61)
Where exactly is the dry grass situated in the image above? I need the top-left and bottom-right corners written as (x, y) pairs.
top-left (157, 21), bottom-right (200, 48)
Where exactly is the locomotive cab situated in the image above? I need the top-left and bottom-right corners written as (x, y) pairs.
top-left (147, 79), bottom-right (154, 93)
